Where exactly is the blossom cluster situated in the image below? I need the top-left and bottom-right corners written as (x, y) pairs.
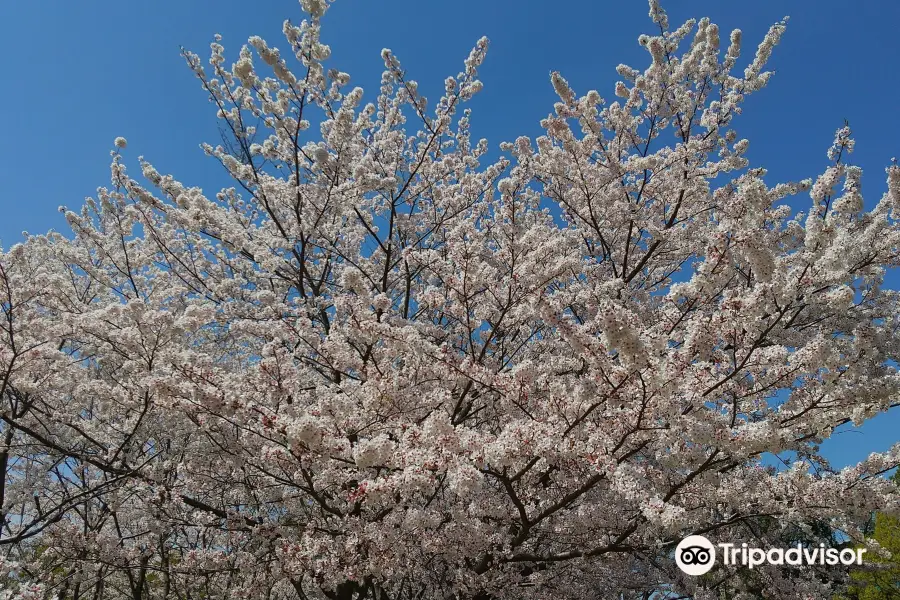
top-left (0, 1), bottom-right (898, 599)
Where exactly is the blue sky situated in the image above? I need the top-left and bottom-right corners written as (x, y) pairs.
top-left (1, 0), bottom-right (897, 470)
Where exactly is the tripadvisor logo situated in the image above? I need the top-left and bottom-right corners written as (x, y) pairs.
top-left (675, 535), bottom-right (866, 576)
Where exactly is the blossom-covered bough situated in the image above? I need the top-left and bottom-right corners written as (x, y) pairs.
top-left (1, 0), bottom-right (899, 598)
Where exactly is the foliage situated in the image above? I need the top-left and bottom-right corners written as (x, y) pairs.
top-left (844, 471), bottom-right (900, 599)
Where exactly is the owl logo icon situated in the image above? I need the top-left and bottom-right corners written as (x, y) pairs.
top-left (675, 535), bottom-right (716, 575)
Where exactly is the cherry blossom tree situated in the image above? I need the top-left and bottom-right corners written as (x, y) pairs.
top-left (2, 0), bottom-right (899, 598)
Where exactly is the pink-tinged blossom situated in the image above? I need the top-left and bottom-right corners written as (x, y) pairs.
top-left (0, 1), bottom-right (898, 599)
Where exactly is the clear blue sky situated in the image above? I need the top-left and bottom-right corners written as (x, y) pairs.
top-left (1, 1), bottom-right (897, 470)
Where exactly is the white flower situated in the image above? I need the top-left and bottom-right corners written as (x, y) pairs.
top-left (550, 71), bottom-right (573, 103)
top-left (447, 462), bottom-right (483, 496)
top-left (826, 285), bottom-right (854, 310)
top-left (301, 0), bottom-right (327, 18)
top-left (287, 416), bottom-right (324, 449)
top-left (353, 435), bottom-right (395, 469)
